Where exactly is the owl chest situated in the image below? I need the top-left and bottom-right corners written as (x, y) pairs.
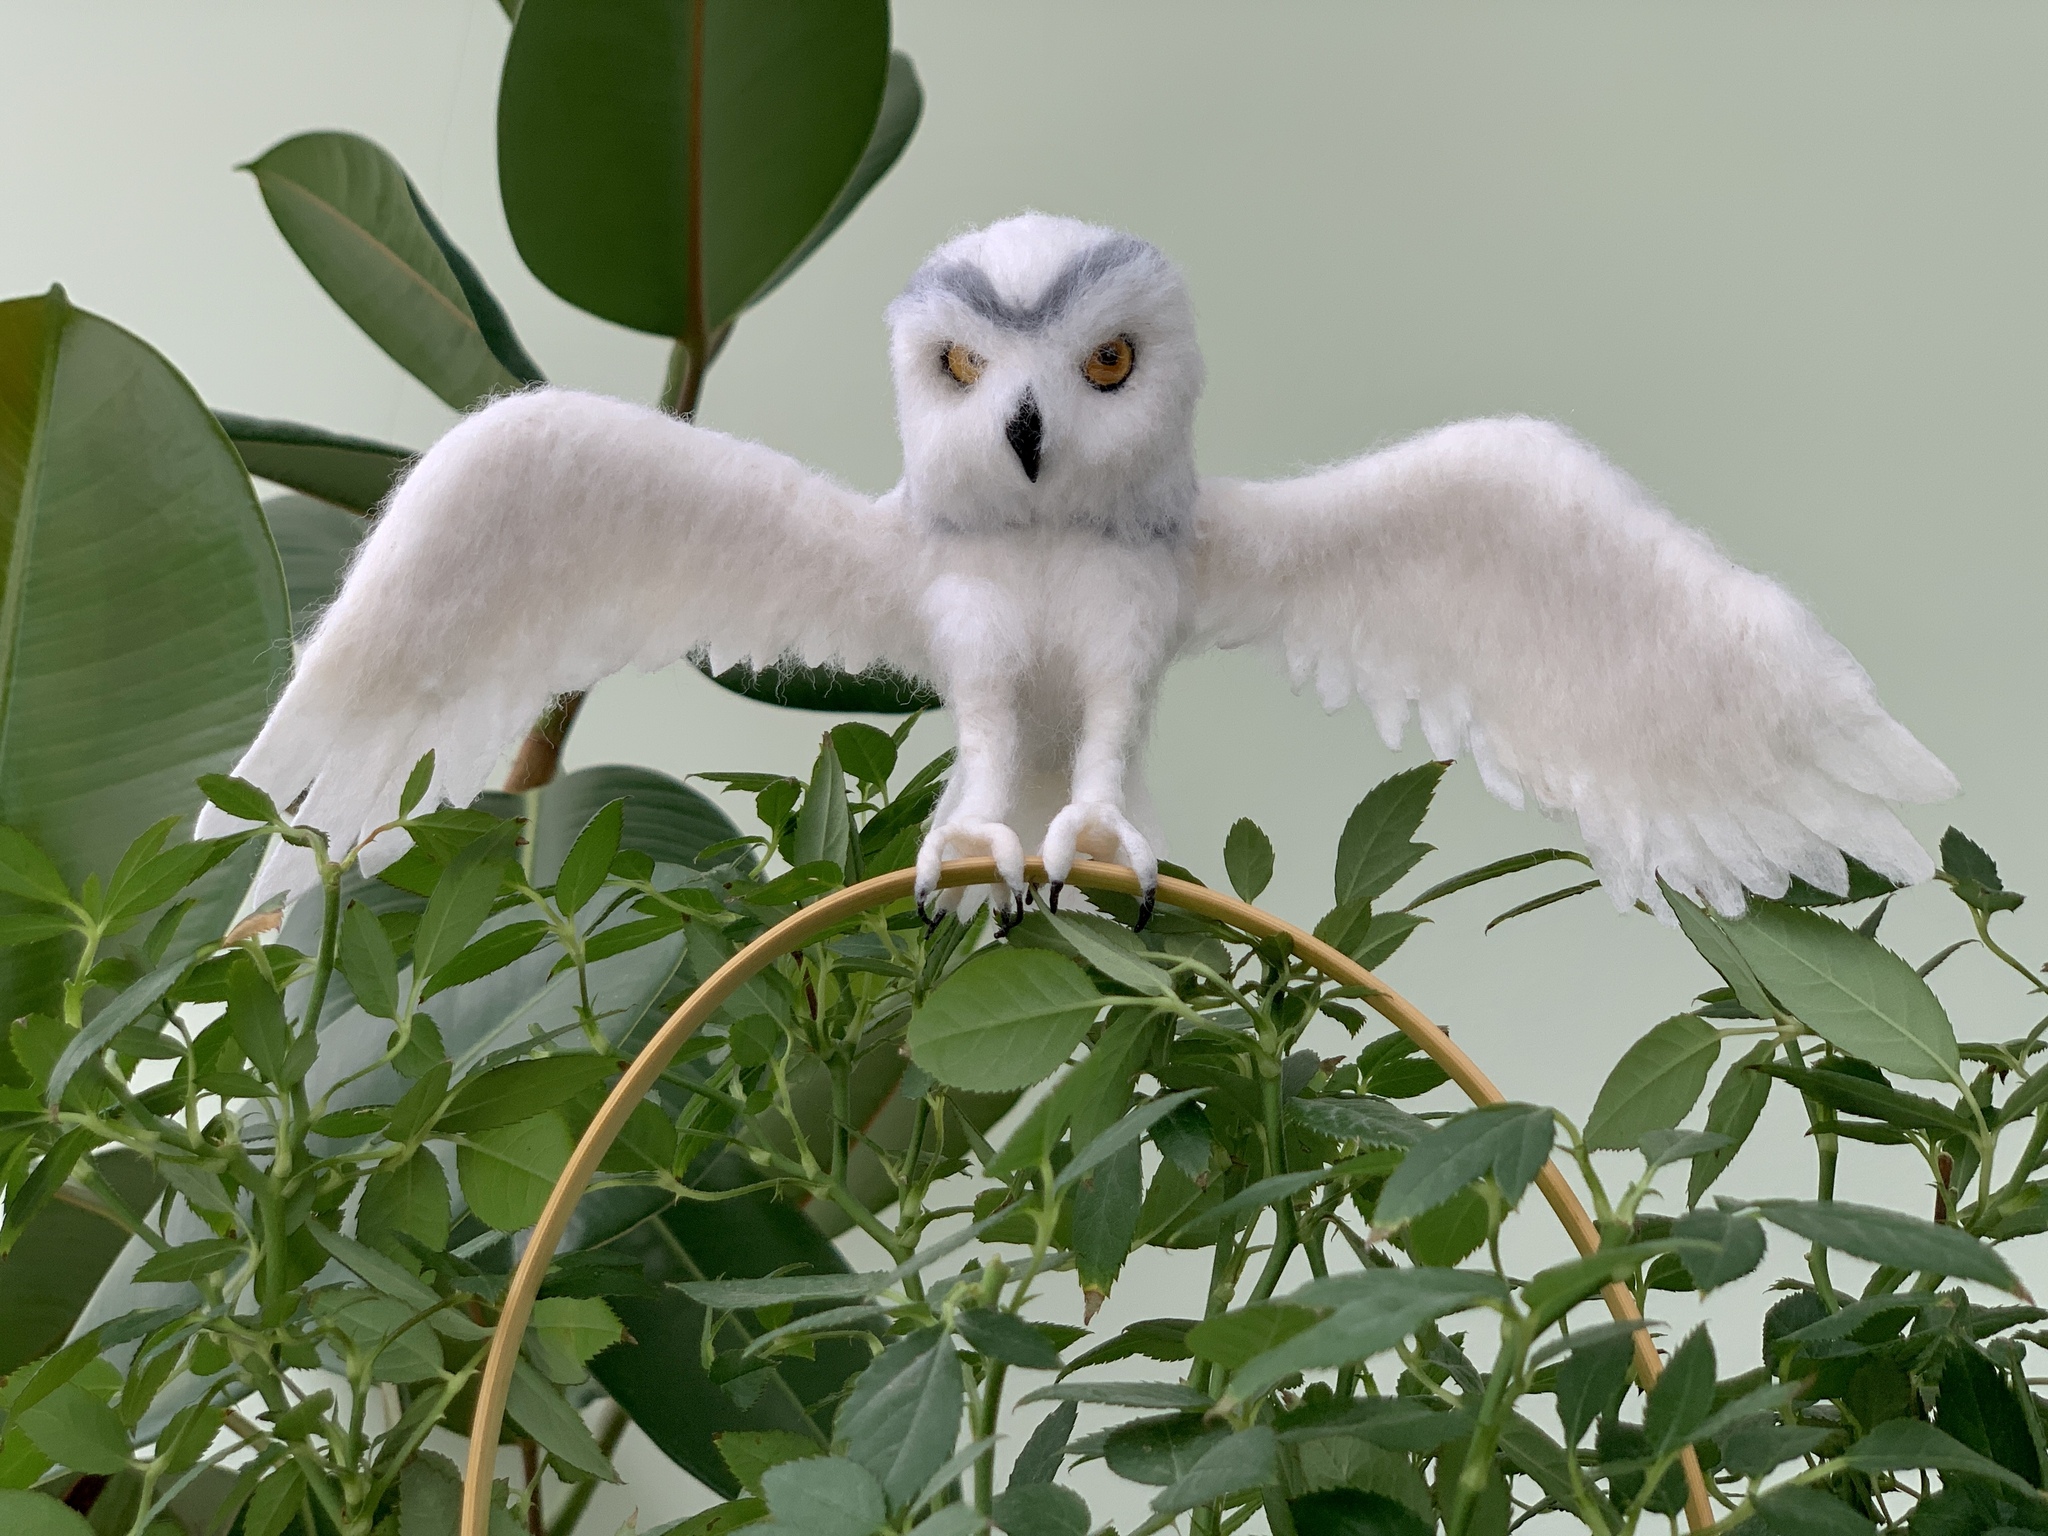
top-left (913, 531), bottom-right (1189, 673)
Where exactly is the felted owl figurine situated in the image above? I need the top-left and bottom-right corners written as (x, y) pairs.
top-left (202, 213), bottom-right (1955, 926)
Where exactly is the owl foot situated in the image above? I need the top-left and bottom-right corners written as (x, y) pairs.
top-left (914, 818), bottom-right (1028, 931)
top-left (1041, 801), bottom-right (1159, 931)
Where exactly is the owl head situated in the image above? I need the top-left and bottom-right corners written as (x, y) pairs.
top-left (886, 213), bottom-right (1204, 542)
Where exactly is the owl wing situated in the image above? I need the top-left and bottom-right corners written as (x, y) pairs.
top-left (201, 388), bottom-right (927, 879)
top-left (1185, 416), bottom-right (1955, 917)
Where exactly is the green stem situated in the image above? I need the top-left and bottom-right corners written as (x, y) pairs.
top-left (1784, 1040), bottom-right (1840, 1309)
top-left (1248, 1044), bottom-right (1296, 1303)
top-left (299, 861), bottom-right (343, 1038)
top-left (973, 1359), bottom-right (1007, 1516)
top-left (1445, 1314), bottom-right (1528, 1536)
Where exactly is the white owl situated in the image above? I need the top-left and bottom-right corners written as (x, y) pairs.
top-left (203, 213), bottom-right (1955, 926)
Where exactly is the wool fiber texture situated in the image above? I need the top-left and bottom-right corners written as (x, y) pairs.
top-left (206, 212), bottom-right (1953, 919)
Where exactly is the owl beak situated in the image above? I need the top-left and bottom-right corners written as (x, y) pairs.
top-left (1004, 389), bottom-right (1042, 483)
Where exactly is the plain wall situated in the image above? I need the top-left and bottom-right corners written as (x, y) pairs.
top-left (6, 2), bottom-right (2045, 1527)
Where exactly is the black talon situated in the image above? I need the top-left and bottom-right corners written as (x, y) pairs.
top-left (917, 896), bottom-right (943, 935)
top-left (1047, 881), bottom-right (1064, 913)
top-left (1134, 890), bottom-right (1156, 932)
top-left (994, 895), bottom-right (1026, 939)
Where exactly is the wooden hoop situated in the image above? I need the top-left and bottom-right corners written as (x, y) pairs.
top-left (458, 859), bottom-right (1710, 1534)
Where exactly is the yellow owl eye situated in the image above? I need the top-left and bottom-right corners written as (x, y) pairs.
top-left (1083, 335), bottom-right (1135, 391)
top-left (942, 343), bottom-right (983, 387)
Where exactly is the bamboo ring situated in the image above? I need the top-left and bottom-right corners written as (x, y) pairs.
top-left (459, 859), bottom-right (1711, 1534)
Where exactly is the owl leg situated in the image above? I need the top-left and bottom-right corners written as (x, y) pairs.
top-left (1042, 666), bottom-right (1161, 929)
top-left (914, 579), bottom-right (1028, 929)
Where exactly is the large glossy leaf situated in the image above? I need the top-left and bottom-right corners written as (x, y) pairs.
top-left (696, 656), bottom-right (940, 715)
top-left (1716, 900), bottom-right (1960, 1083)
top-left (478, 763), bottom-right (741, 882)
top-left (0, 290), bottom-right (290, 1017)
top-left (0, 1151), bottom-right (158, 1373)
top-left (216, 412), bottom-right (412, 514)
top-left (244, 132), bottom-right (527, 410)
top-left (499, 0), bottom-right (892, 337)
top-left (587, 1158), bottom-right (865, 1496)
top-left (750, 49), bottom-right (922, 304)
top-left (263, 493), bottom-right (367, 637)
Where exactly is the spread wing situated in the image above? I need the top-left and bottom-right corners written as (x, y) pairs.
top-left (202, 388), bottom-right (926, 876)
top-left (1187, 416), bottom-right (1955, 916)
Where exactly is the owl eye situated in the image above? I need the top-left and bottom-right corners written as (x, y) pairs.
top-left (1083, 335), bottom-right (1136, 391)
top-left (941, 343), bottom-right (983, 387)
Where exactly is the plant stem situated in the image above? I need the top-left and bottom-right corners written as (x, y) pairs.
top-left (973, 1360), bottom-right (1007, 1516)
top-left (1248, 1041), bottom-right (1296, 1302)
top-left (299, 860), bottom-right (343, 1038)
top-left (1445, 1315), bottom-right (1528, 1536)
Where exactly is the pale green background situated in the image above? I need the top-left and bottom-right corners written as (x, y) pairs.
top-left (6, 2), bottom-right (2046, 1526)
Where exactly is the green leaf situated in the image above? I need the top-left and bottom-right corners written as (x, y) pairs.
top-left (909, 947), bottom-right (1102, 1092)
top-left (1835, 1417), bottom-right (2039, 1495)
top-left (1641, 1326), bottom-right (1714, 1455)
top-left (1554, 1328), bottom-right (1636, 1445)
top-left (1020, 1381), bottom-right (1212, 1411)
top-left (532, 1295), bottom-right (624, 1372)
top-left (715, 1430), bottom-right (822, 1497)
top-left (1071, 1134), bottom-right (1142, 1300)
top-left (1752, 1199), bottom-right (2025, 1294)
top-left (1664, 885), bottom-right (1776, 1020)
top-left (0, 292), bottom-right (290, 1020)
top-left (263, 492), bottom-right (367, 637)
top-left (1934, 1345), bottom-right (2040, 1486)
top-left (1940, 827), bottom-right (2023, 914)
top-left (1187, 1305), bottom-right (1319, 1372)
top-left (1055, 1092), bottom-right (1199, 1190)
top-left (1717, 901), bottom-right (1961, 1084)
top-left (338, 899), bottom-right (400, 1020)
top-left (306, 1220), bottom-right (438, 1308)
top-left (792, 734), bottom-right (850, 876)
top-left (553, 799), bottom-right (624, 915)
top-left (1404, 848), bottom-right (1591, 910)
top-left (417, 919), bottom-right (550, 1001)
top-left (243, 133), bottom-right (524, 410)
top-left (227, 959), bottom-right (292, 1084)
top-left (1333, 764), bottom-right (1444, 907)
top-left (1224, 819), bottom-right (1274, 903)
top-left (457, 1113), bottom-right (574, 1231)
top-left (1151, 1424), bottom-right (1277, 1514)
top-left (1583, 1015), bottom-right (1720, 1150)
top-left (1224, 1270), bottom-right (1508, 1407)
top-left (591, 1163), bottom-right (876, 1498)
top-left (1104, 1413), bottom-right (1232, 1487)
top-left (956, 1308), bottom-right (1064, 1371)
top-left (44, 947), bottom-right (196, 1106)
top-left (1288, 1489), bottom-right (1432, 1536)
top-left (357, 1151), bottom-right (451, 1255)
top-left (132, 1236), bottom-right (245, 1284)
top-left (1720, 1422), bottom-right (1831, 1478)
top-left (1669, 1206), bottom-right (1765, 1291)
top-left (837, 1331), bottom-right (963, 1508)
top-left (1752, 1486), bottom-right (1877, 1536)
top-left (753, 49), bottom-right (924, 304)
top-left (0, 1491), bottom-right (93, 1536)
top-left (1689, 1039), bottom-right (1775, 1205)
top-left (499, 0), bottom-right (894, 337)
top-left (1288, 1094), bottom-right (1427, 1149)
top-left (992, 1482), bottom-right (1088, 1536)
top-left (1758, 1061), bottom-right (1971, 1135)
top-left (444, 1056), bottom-right (618, 1138)
top-left (412, 825), bottom-right (517, 977)
top-left (758, 1457), bottom-right (885, 1536)
top-left (829, 723), bottom-right (898, 789)
top-left (0, 828), bottom-right (70, 908)
top-left (1315, 902), bottom-right (1428, 971)
top-left (1373, 1103), bottom-right (1554, 1226)
top-left (508, 1357), bottom-right (617, 1481)
top-left (16, 1382), bottom-right (131, 1473)
top-left (217, 411), bottom-right (412, 514)
top-left (243, 1462), bottom-right (307, 1536)
top-left (677, 1272), bottom-right (889, 1310)
top-left (0, 1151), bottom-right (156, 1374)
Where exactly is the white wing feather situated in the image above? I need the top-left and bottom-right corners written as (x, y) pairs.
top-left (1188, 416), bottom-right (1955, 917)
top-left (202, 388), bottom-right (925, 884)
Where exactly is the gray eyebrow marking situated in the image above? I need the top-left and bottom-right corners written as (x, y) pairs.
top-left (902, 235), bottom-right (1158, 332)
